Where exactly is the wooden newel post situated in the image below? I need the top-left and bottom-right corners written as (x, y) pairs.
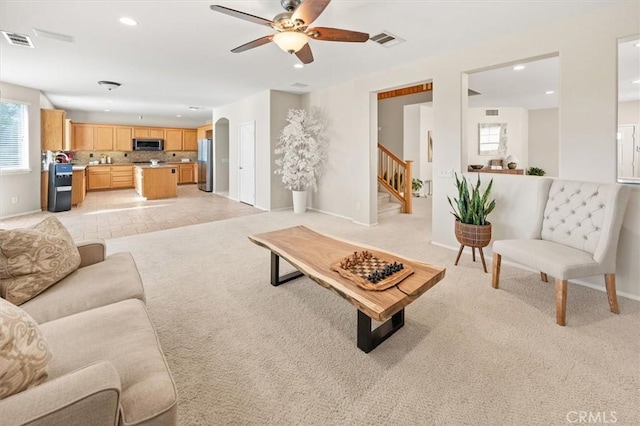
top-left (404, 160), bottom-right (413, 214)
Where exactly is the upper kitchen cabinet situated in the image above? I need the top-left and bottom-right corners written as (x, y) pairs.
top-left (134, 127), bottom-right (164, 139)
top-left (164, 129), bottom-right (183, 151)
top-left (41, 109), bottom-right (66, 151)
top-left (73, 124), bottom-right (94, 151)
top-left (183, 129), bottom-right (197, 151)
top-left (114, 126), bottom-right (133, 151)
top-left (196, 124), bottom-right (213, 141)
top-left (94, 125), bottom-right (114, 151)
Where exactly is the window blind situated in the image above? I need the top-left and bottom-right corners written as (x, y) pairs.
top-left (0, 100), bottom-right (29, 170)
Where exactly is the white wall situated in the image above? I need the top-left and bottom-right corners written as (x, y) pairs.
top-left (211, 91), bottom-right (270, 209)
top-left (419, 105), bottom-right (434, 190)
top-left (618, 100), bottom-right (640, 125)
top-left (403, 104), bottom-right (421, 193)
top-left (378, 91), bottom-right (432, 158)
top-left (528, 108), bottom-right (559, 177)
top-left (299, 2), bottom-right (639, 297)
top-left (66, 110), bottom-right (208, 128)
top-left (0, 82), bottom-right (45, 219)
top-left (214, 119), bottom-right (229, 193)
top-left (466, 107), bottom-right (529, 169)
top-left (270, 91), bottom-right (302, 210)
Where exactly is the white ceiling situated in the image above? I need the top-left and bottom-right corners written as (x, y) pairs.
top-left (0, 0), bottom-right (637, 127)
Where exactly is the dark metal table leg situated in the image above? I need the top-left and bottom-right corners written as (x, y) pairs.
top-left (357, 309), bottom-right (405, 353)
top-left (270, 252), bottom-right (303, 286)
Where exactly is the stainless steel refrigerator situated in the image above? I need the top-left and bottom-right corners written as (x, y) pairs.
top-left (197, 139), bottom-right (214, 192)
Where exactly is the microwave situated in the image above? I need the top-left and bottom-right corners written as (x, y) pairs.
top-left (133, 138), bottom-right (164, 151)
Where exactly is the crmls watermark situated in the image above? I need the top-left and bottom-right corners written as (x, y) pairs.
top-left (566, 411), bottom-right (618, 424)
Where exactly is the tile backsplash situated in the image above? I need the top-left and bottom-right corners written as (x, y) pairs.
top-left (73, 151), bottom-right (197, 164)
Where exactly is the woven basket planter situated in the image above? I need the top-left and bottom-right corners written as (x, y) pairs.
top-left (455, 221), bottom-right (492, 248)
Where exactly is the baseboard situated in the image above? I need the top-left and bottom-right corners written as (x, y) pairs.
top-left (430, 240), bottom-right (640, 302)
top-left (0, 209), bottom-right (42, 221)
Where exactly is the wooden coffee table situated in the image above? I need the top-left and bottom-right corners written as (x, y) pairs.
top-left (248, 226), bottom-right (446, 353)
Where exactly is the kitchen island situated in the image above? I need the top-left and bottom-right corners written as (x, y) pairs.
top-left (134, 164), bottom-right (178, 200)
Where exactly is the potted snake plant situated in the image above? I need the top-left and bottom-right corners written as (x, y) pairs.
top-left (447, 173), bottom-right (496, 252)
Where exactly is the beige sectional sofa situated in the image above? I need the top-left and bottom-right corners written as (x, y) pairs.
top-left (0, 240), bottom-right (177, 426)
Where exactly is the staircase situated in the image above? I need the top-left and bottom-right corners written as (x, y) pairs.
top-left (377, 191), bottom-right (402, 219)
top-left (377, 143), bottom-right (413, 214)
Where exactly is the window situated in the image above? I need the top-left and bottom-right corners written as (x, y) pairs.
top-left (478, 123), bottom-right (507, 156)
top-left (0, 100), bottom-right (29, 171)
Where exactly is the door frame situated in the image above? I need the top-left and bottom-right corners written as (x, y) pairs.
top-left (238, 121), bottom-right (256, 206)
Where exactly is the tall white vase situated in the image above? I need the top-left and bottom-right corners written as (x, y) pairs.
top-left (292, 190), bottom-right (307, 214)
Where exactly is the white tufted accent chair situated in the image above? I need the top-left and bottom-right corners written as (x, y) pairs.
top-left (491, 179), bottom-right (631, 326)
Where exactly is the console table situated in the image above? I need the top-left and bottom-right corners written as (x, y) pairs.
top-left (467, 167), bottom-right (524, 175)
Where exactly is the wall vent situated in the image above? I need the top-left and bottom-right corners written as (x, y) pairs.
top-left (485, 109), bottom-right (499, 116)
top-left (1, 31), bottom-right (34, 48)
top-left (291, 82), bottom-right (308, 88)
top-left (370, 31), bottom-right (405, 48)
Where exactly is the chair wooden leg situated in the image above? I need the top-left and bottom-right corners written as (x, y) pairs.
top-left (478, 247), bottom-right (487, 273)
top-left (472, 247), bottom-right (476, 262)
top-left (540, 272), bottom-right (548, 282)
top-left (492, 253), bottom-right (501, 288)
top-left (454, 245), bottom-right (465, 266)
top-left (555, 279), bottom-right (567, 326)
top-left (604, 274), bottom-right (620, 314)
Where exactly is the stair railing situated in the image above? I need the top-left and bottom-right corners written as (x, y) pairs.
top-left (377, 143), bottom-right (412, 214)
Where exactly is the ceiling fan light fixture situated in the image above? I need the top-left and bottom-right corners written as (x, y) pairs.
top-left (273, 31), bottom-right (308, 54)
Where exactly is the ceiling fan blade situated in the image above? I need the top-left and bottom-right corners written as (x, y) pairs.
top-left (231, 35), bottom-right (274, 53)
top-left (291, 0), bottom-right (330, 26)
top-left (308, 27), bottom-right (369, 42)
top-left (210, 5), bottom-right (273, 26)
top-left (295, 43), bottom-right (314, 64)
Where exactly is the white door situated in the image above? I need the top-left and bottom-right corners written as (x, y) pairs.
top-left (238, 122), bottom-right (255, 205)
top-left (617, 125), bottom-right (636, 178)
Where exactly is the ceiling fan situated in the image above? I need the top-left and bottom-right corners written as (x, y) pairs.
top-left (210, 0), bottom-right (369, 64)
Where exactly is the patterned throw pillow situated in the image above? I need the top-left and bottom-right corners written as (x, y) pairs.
top-left (0, 217), bottom-right (81, 305)
top-left (0, 298), bottom-right (51, 399)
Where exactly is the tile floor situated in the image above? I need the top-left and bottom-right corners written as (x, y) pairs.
top-left (1, 185), bottom-right (263, 241)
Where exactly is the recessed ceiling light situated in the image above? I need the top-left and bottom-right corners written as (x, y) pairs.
top-left (98, 80), bottom-right (121, 90)
top-left (633, 80), bottom-right (640, 84)
top-left (104, 109), bottom-right (111, 112)
top-left (635, 42), bottom-right (640, 47)
top-left (513, 65), bottom-right (525, 71)
top-left (119, 17), bottom-right (137, 26)
top-left (106, 100), bottom-right (113, 103)
top-left (545, 90), bottom-right (555, 95)
top-left (176, 115), bottom-right (182, 118)
top-left (294, 63), bottom-right (304, 69)
top-left (188, 106), bottom-right (200, 111)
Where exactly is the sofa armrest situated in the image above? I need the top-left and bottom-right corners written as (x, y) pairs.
top-left (76, 239), bottom-right (106, 268)
top-left (0, 361), bottom-right (121, 426)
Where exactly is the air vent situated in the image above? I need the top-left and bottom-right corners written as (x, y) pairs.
top-left (33, 28), bottom-right (75, 43)
top-left (291, 82), bottom-right (308, 88)
top-left (1, 31), bottom-right (34, 48)
top-left (485, 109), bottom-right (499, 116)
top-left (370, 31), bottom-right (405, 48)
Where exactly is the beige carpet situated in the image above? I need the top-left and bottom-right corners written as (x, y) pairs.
top-left (107, 199), bottom-right (640, 425)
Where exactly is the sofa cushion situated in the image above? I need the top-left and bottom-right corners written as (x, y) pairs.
top-left (0, 298), bottom-right (51, 399)
top-left (0, 217), bottom-right (81, 305)
top-left (39, 299), bottom-right (177, 426)
top-left (21, 252), bottom-right (146, 324)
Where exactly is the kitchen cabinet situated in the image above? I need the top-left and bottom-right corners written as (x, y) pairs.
top-left (41, 109), bottom-right (66, 151)
top-left (41, 172), bottom-right (49, 210)
top-left (72, 169), bottom-right (86, 206)
top-left (72, 124), bottom-right (94, 151)
top-left (196, 124), bottom-right (212, 141)
top-left (87, 166), bottom-right (111, 190)
top-left (94, 125), bottom-right (114, 151)
top-left (183, 129), bottom-right (198, 151)
top-left (134, 127), bottom-right (164, 139)
top-left (178, 163), bottom-right (195, 184)
top-left (114, 126), bottom-right (133, 151)
top-left (164, 129), bottom-right (183, 151)
top-left (110, 165), bottom-right (134, 188)
top-left (134, 165), bottom-right (178, 200)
